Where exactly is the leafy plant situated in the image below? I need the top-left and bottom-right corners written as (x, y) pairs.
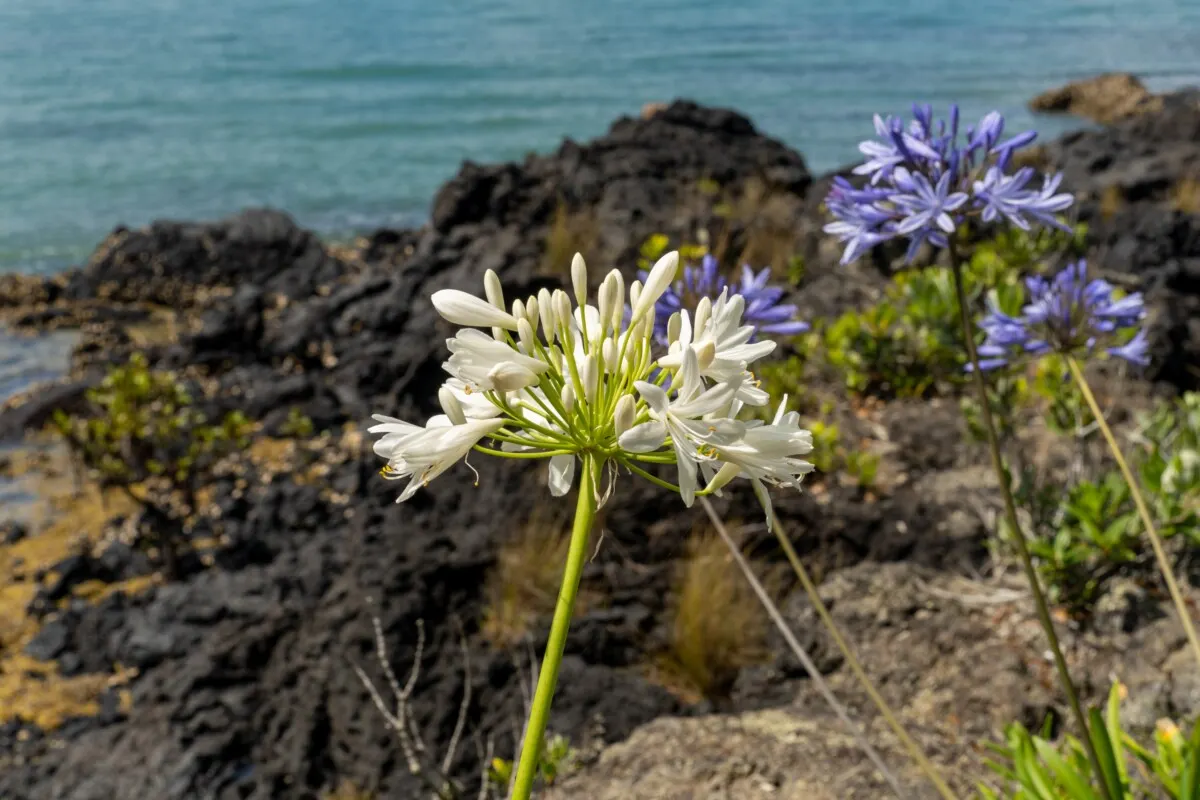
top-left (488, 734), bottom-right (575, 790)
top-left (981, 683), bottom-right (1200, 799)
top-left (845, 449), bottom-right (881, 491)
top-left (51, 353), bottom-right (252, 578)
top-left (279, 407), bottom-right (315, 438)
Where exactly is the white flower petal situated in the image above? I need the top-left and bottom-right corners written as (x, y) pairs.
top-left (619, 420), bottom-right (667, 453)
top-left (548, 454), bottom-right (576, 496)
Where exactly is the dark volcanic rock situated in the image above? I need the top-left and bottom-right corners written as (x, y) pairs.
top-left (1040, 88), bottom-right (1200, 390)
top-left (65, 208), bottom-right (353, 307)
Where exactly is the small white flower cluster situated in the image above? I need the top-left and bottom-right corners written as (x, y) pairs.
top-left (370, 252), bottom-right (814, 525)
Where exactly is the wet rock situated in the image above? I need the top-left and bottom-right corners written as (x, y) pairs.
top-left (1030, 72), bottom-right (1160, 123)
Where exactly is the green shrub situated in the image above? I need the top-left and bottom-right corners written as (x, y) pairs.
top-left (1004, 392), bottom-right (1200, 611)
top-left (981, 683), bottom-right (1200, 799)
top-left (821, 225), bottom-right (1084, 400)
top-left (52, 353), bottom-right (252, 578)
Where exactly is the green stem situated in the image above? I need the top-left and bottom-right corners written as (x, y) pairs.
top-left (1066, 356), bottom-right (1200, 671)
top-left (765, 509), bottom-right (958, 800)
top-left (948, 243), bottom-right (1111, 800)
top-left (510, 452), bottom-right (599, 800)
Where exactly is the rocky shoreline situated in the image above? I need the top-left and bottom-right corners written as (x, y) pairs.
top-left (0, 86), bottom-right (1199, 799)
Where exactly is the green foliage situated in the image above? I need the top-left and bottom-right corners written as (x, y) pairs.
top-left (637, 233), bottom-right (706, 273)
top-left (279, 407), bottom-right (315, 438)
top-left (980, 683), bottom-right (1200, 799)
top-left (807, 417), bottom-right (840, 474)
top-left (845, 449), bottom-right (880, 491)
top-left (961, 374), bottom-right (1032, 443)
top-left (820, 225), bottom-right (1083, 399)
top-left (1032, 355), bottom-right (1095, 435)
top-left (51, 354), bottom-right (252, 576)
top-left (1011, 392), bottom-right (1200, 611)
top-left (53, 354), bottom-right (250, 489)
top-left (488, 734), bottom-right (575, 790)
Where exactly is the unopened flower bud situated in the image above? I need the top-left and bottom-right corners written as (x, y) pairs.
top-left (571, 253), bottom-right (588, 308)
top-left (667, 311), bottom-right (682, 345)
top-left (517, 318), bottom-right (536, 352)
top-left (696, 340), bottom-right (716, 370)
top-left (609, 270), bottom-right (625, 332)
top-left (631, 251), bottom-right (678, 322)
top-left (694, 296), bottom-right (712, 335)
top-left (487, 361), bottom-right (539, 393)
top-left (525, 294), bottom-right (539, 327)
top-left (432, 290), bottom-right (519, 330)
top-left (538, 288), bottom-right (557, 343)
top-left (602, 338), bottom-right (617, 373)
top-left (484, 269), bottom-right (505, 311)
top-left (561, 383), bottom-right (576, 413)
top-left (613, 394), bottom-right (635, 437)
top-left (581, 353), bottom-right (599, 405)
top-left (438, 386), bottom-right (467, 425)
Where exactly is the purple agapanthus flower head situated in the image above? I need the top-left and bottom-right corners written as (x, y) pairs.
top-left (823, 104), bottom-right (1074, 264)
top-left (974, 260), bottom-right (1149, 370)
top-left (638, 254), bottom-right (810, 343)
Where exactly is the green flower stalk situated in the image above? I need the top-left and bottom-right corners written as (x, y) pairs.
top-left (369, 252), bottom-right (817, 800)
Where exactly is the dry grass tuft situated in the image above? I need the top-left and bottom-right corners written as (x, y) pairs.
top-left (1099, 184), bottom-right (1124, 221)
top-left (1170, 176), bottom-right (1200, 215)
top-left (540, 201), bottom-right (600, 278)
top-left (710, 178), bottom-right (802, 275)
top-left (482, 507), bottom-right (577, 648)
top-left (663, 528), bottom-right (771, 701)
top-left (322, 781), bottom-right (375, 800)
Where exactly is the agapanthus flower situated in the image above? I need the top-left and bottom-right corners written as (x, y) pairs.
top-left (824, 104), bottom-right (1073, 264)
top-left (369, 252), bottom-right (814, 526)
top-left (974, 259), bottom-right (1149, 370)
top-left (639, 255), bottom-right (809, 343)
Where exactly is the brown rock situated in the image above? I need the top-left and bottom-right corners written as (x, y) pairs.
top-left (1030, 72), bottom-right (1161, 123)
top-left (641, 101), bottom-right (668, 119)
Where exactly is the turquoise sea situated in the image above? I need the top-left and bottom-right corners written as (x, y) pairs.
top-left (1, 0), bottom-right (1200, 275)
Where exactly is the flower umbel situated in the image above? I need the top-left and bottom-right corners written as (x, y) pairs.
top-left (639, 254), bottom-right (809, 343)
top-left (975, 259), bottom-right (1149, 370)
top-left (824, 104), bottom-right (1073, 263)
top-left (370, 252), bottom-right (814, 520)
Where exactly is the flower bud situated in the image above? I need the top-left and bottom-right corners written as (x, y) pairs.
top-left (571, 253), bottom-right (588, 308)
top-left (598, 279), bottom-right (613, 335)
top-left (432, 289), bottom-right (520, 330)
top-left (601, 338), bottom-right (617, 373)
top-left (555, 291), bottom-right (574, 337)
top-left (511, 298), bottom-right (526, 325)
top-left (629, 280), bottom-right (642, 316)
top-left (667, 311), bottom-right (682, 345)
top-left (487, 361), bottom-right (540, 393)
top-left (581, 353), bottom-right (599, 405)
top-left (613, 394), bottom-right (635, 437)
top-left (538, 288), bottom-right (557, 343)
top-left (484, 269), bottom-right (505, 311)
top-left (631, 251), bottom-right (678, 322)
top-left (561, 383), bottom-right (576, 413)
top-left (609, 269), bottom-right (625, 332)
top-left (694, 295), bottom-right (712, 335)
top-left (438, 386), bottom-right (467, 425)
top-left (517, 318), bottom-right (536, 352)
top-left (706, 461), bottom-right (742, 494)
top-left (525, 294), bottom-right (539, 327)
top-left (696, 340), bottom-right (716, 370)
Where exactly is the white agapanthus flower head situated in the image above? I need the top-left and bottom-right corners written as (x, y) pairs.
top-left (369, 251), bottom-right (814, 527)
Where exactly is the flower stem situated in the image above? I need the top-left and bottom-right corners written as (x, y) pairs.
top-left (947, 243), bottom-right (1111, 800)
top-left (510, 452), bottom-right (599, 800)
top-left (697, 497), bottom-right (912, 800)
top-left (763, 508), bottom-right (958, 800)
top-left (1065, 355), bottom-right (1200, 671)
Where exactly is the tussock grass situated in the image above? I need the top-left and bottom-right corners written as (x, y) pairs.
top-left (482, 507), bottom-right (577, 648)
top-left (540, 201), bottom-right (600, 278)
top-left (663, 527), bottom-right (771, 701)
top-left (1170, 176), bottom-right (1200, 215)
